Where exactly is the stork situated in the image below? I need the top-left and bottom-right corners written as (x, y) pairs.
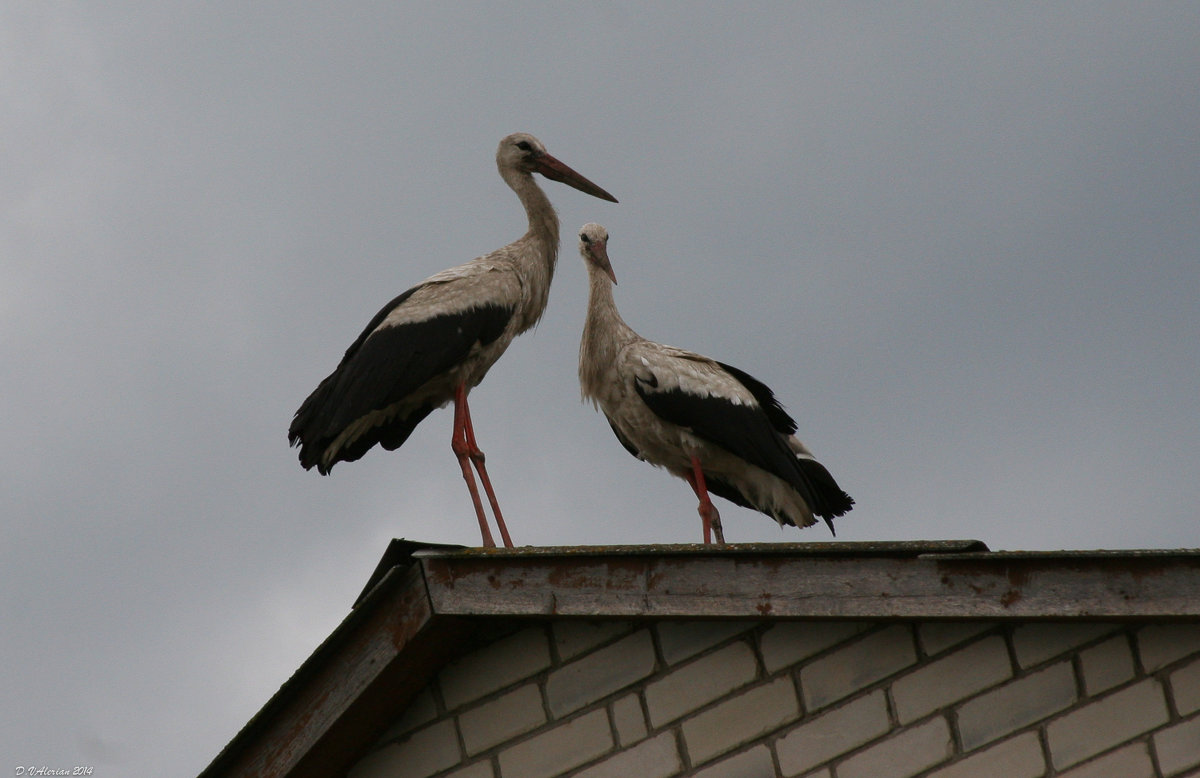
top-left (576, 223), bottom-right (853, 543)
top-left (288, 135), bottom-right (616, 548)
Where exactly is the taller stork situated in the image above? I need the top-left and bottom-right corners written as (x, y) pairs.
top-left (289, 134), bottom-right (617, 548)
top-left (576, 223), bottom-right (852, 543)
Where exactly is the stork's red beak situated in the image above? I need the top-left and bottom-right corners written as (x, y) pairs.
top-left (533, 154), bottom-right (618, 203)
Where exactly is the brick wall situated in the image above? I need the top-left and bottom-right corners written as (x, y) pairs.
top-left (348, 620), bottom-right (1200, 778)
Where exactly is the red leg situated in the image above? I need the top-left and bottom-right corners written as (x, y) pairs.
top-left (685, 455), bottom-right (725, 544)
top-left (452, 385), bottom-right (495, 548)
top-left (458, 389), bottom-right (513, 548)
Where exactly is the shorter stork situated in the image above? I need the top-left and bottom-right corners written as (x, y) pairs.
top-left (576, 223), bottom-right (853, 543)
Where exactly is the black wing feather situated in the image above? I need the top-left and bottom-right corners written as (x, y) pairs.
top-left (289, 285), bottom-right (513, 472)
top-left (715, 361), bottom-right (797, 436)
top-left (634, 367), bottom-right (852, 521)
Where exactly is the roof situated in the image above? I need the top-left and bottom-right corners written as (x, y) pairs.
top-left (199, 539), bottom-right (1200, 778)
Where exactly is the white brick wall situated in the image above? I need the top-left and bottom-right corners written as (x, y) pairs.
top-left (918, 621), bottom-right (995, 656)
top-left (644, 640), bottom-right (758, 727)
top-left (349, 619), bottom-right (1200, 778)
top-left (1172, 657), bottom-right (1200, 717)
top-left (691, 744), bottom-right (774, 778)
top-left (799, 625), bottom-right (917, 710)
top-left (438, 627), bottom-right (551, 710)
top-left (926, 731), bottom-right (1044, 778)
top-left (891, 635), bottom-right (1012, 723)
top-left (1046, 678), bottom-right (1170, 769)
top-left (572, 732), bottom-right (680, 778)
top-left (1012, 622), bottom-right (1117, 667)
top-left (680, 675), bottom-right (798, 765)
top-left (1155, 716), bottom-right (1200, 776)
top-left (1058, 741), bottom-right (1156, 778)
top-left (545, 629), bottom-right (656, 718)
top-left (1079, 634), bottom-right (1136, 695)
top-left (775, 690), bottom-right (890, 774)
top-left (760, 621), bottom-right (869, 673)
top-left (442, 763), bottom-right (492, 778)
top-left (497, 709), bottom-right (612, 778)
top-left (610, 693), bottom-right (646, 746)
top-left (458, 684), bottom-right (544, 756)
top-left (552, 620), bottom-right (632, 662)
top-left (835, 716), bottom-right (953, 778)
top-left (657, 621), bottom-right (755, 664)
top-left (1139, 625), bottom-right (1200, 672)
top-left (956, 660), bottom-right (1076, 749)
top-left (350, 719), bottom-right (460, 778)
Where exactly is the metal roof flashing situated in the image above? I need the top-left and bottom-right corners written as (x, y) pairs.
top-left (409, 538), bottom-right (991, 560)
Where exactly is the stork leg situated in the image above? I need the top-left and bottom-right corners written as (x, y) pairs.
top-left (457, 386), bottom-right (514, 548)
top-left (451, 384), bottom-right (514, 548)
top-left (452, 385), bottom-right (496, 548)
top-left (685, 455), bottom-right (725, 544)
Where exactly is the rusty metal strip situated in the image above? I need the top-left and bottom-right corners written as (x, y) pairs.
top-left (418, 548), bottom-right (1200, 620)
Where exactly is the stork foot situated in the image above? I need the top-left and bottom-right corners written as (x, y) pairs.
top-left (708, 507), bottom-right (725, 545)
top-left (697, 501), bottom-right (724, 545)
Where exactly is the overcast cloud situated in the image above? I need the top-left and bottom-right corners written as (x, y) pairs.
top-left (3, 3), bottom-right (1198, 775)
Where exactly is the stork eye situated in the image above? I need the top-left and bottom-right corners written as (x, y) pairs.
top-left (580, 233), bottom-right (591, 244)
top-left (516, 140), bottom-right (533, 152)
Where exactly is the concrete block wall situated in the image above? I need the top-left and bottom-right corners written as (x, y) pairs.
top-left (348, 620), bottom-right (1200, 778)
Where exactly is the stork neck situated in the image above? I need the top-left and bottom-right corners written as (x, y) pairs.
top-left (585, 269), bottom-right (635, 343)
top-left (586, 267), bottom-right (617, 307)
top-left (502, 171), bottom-right (561, 333)
top-left (580, 268), bottom-right (637, 399)
top-left (510, 171), bottom-right (560, 260)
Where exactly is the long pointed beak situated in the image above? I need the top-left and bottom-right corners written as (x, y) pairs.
top-left (590, 241), bottom-right (618, 284)
top-left (533, 154), bottom-right (618, 203)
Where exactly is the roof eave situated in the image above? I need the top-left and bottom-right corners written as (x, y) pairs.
top-left (199, 539), bottom-right (1200, 778)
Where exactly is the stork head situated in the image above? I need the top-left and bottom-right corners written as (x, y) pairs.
top-left (497, 133), bottom-right (618, 203)
top-left (578, 223), bottom-right (617, 284)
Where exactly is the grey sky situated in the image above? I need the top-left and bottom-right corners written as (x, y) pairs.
top-left (3, 3), bottom-right (1198, 775)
